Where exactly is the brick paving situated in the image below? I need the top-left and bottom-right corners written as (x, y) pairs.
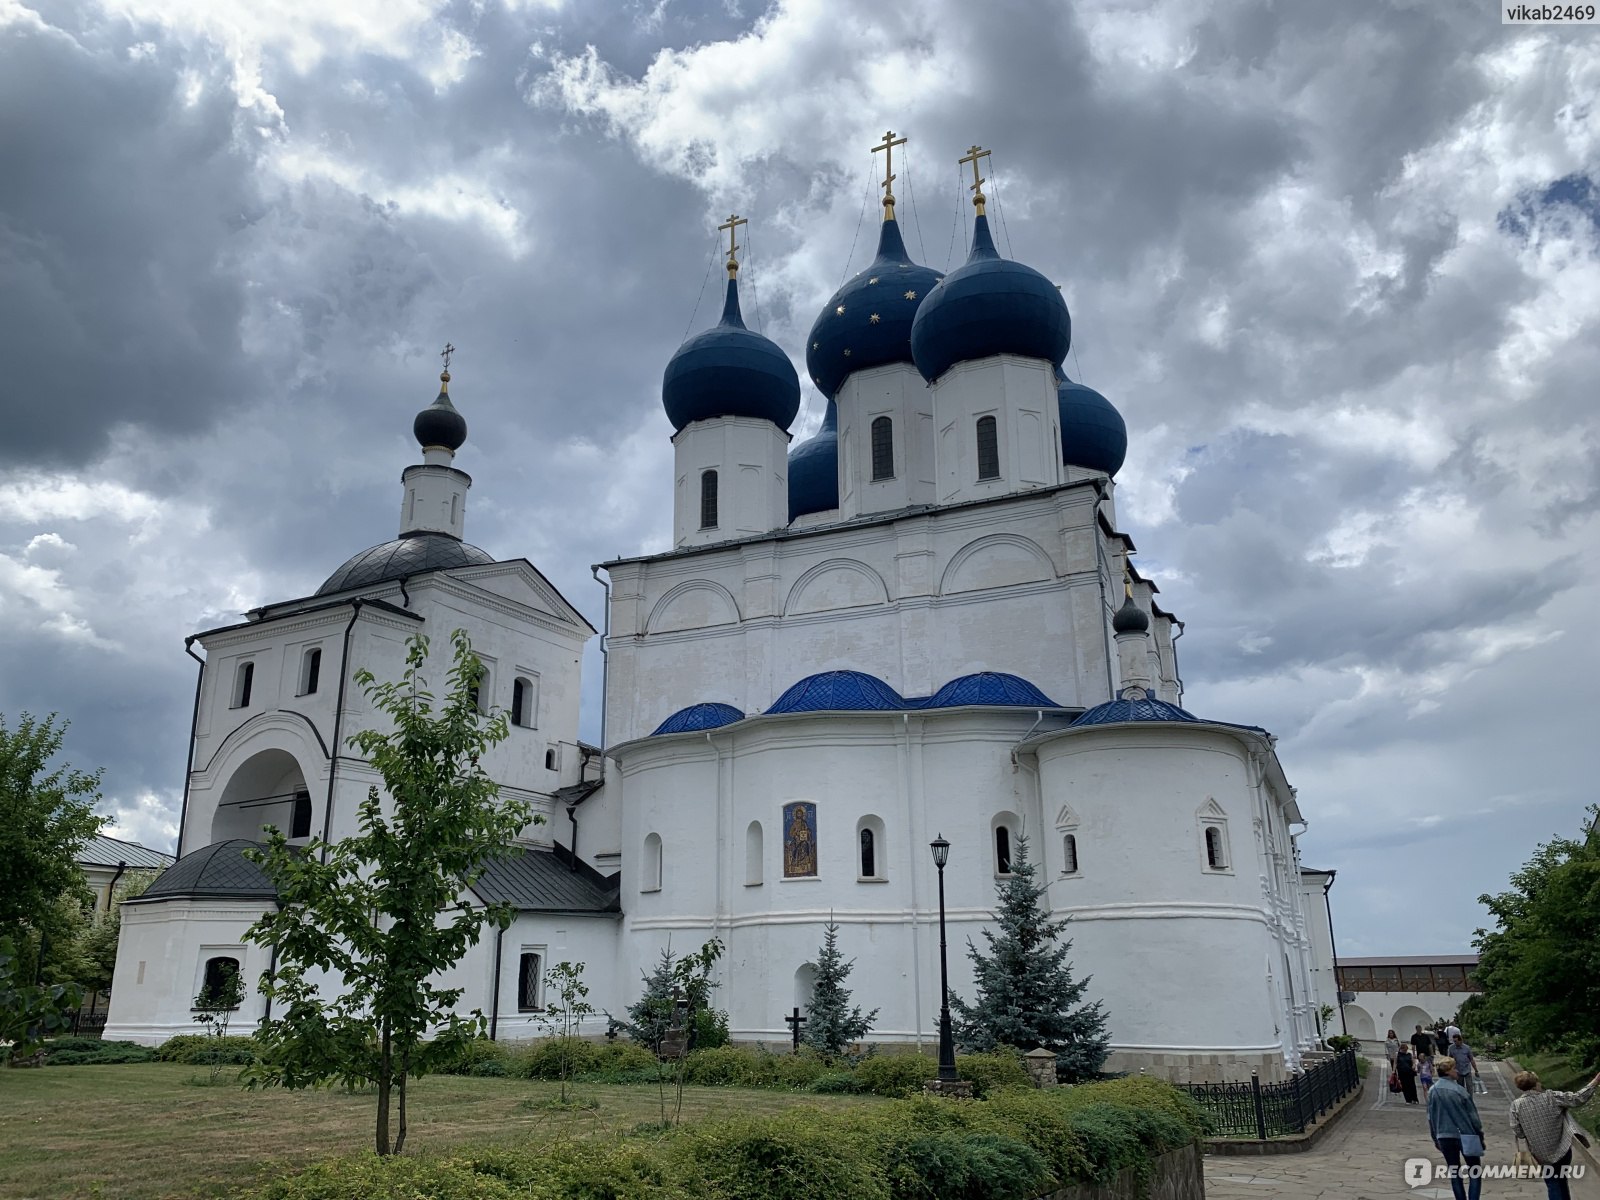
top-left (1205, 1057), bottom-right (1600, 1200)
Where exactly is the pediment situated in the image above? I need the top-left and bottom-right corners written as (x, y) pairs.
top-left (1055, 803), bottom-right (1080, 830)
top-left (450, 560), bottom-right (596, 634)
top-left (1196, 797), bottom-right (1227, 820)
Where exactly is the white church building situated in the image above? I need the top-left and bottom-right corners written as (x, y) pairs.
top-left (108, 152), bottom-right (1335, 1083)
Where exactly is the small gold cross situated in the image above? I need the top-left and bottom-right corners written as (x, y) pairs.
top-left (959, 144), bottom-right (992, 215)
top-left (872, 129), bottom-right (908, 218)
top-left (717, 213), bottom-right (747, 277)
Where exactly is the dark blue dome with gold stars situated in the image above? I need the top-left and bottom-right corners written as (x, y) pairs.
top-left (788, 399), bottom-right (839, 520)
top-left (806, 218), bottom-right (941, 399)
top-left (1058, 375), bottom-right (1127, 476)
top-left (663, 277), bottom-right (800, 433)
top-left (910, 214), bottom-right (1071, 383)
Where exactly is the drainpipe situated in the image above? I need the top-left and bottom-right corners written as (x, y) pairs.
top-left (1090, 485), bottom-right (1116, 698)
top-left (175, 638), bottom-right (207, 859)
top-left (567, 804), bottom-right (579, 871)
top-left (1170, 620), bottom-right (1187, 706)
top-left (1322, 873), bottom-right (1347, 1036)
top-left (590, 566), bottom-right (611, 747)
top-left (489, 925), bottom-right (505, 1040)
top-left (262, 899), bottom-right (284, 1025)
top-left (320, 600), bottom-right (367, 860)
top-left (1010, 709), bottom-right (1047, 769)
top-left (106, 860), bottom-right (127, 915)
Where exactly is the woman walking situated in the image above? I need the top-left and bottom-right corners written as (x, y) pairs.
top-left (1510, 1068), bottom-right (1600, 1200)
top-left (1397, 1043), bottom-right (1419, 1104)
top-left (1386, 1029), bottom-right (1402, 1071)
top-left (1428, 1056), bottom-right (1486, 1200)
top-left (1420, 1052), bottom-right (1436, 1102)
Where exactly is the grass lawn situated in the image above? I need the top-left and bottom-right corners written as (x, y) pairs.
top-left (1511, 1051), bottom-right (1600, 1136)
top-left (0, 1063), bottom-right (891, 1200)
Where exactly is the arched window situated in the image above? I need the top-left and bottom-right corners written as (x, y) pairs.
top-left (995, 824), bottom-right (1012, 875)
top-left (517, 951), bottom-right (543, 1011)
top-left (1205, 826), bottom-right (1227, 870)
top-left (290, 791), bottom-right (312, 840)
top-left (1062, 833), bottom-right (1079, 875)
top-left (870, 416), bottom-right (895, 480)
top-left (512, 677), bottom-right (536, 728)
top-left (450, 493), bottom-right (460, 525)
top-left (745, 821), bottom-right (764, 886)
top-left (231, 661), bottom-right (254, 709)
top-left (642, 832), bottom-right (663, 892)
top-left (468, 665), bottom-right (489, 714)
top-left (199, 956), bottom-right (241, 1009)
top-left (859, 828), bottom-right (875, 878)
top-left (976, 415), bottom-right (1000, 480)
top-left (545, 747), bottom-right (558, 772)
top-left (856, 815), bottom-right (886, 880)
top-left (298, 647), bottom-right (321, 696)
top-left (700, 470), bottom-right (719, 529)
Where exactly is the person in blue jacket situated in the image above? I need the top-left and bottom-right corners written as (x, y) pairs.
top-left (1428, 1055), bottom-right (1487, 1200)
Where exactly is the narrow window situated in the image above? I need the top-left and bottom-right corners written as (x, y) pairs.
top-left (976, 415), bottom-right (1000, 480)
top-left (512, 677), bottom-right (533, 728)
top-left (700, 469), bottom-right (719, 529)
top-left (1205, 826), bottom-right (1226, 870)
top-left (1062, 833), bottom-right (1079, 875)
top-left (468, 665), bottom-right (488, 714)
top-left (232, 662), bottom-right (254, 708)
top-left (995, 824), bottom-right (1012, 875)
top-left (299, 647), bottom-right (321, 696)
top-left (870, 416), bottom-right (894, 480)
top-left (199, 957), bottom-right (241, 1009)
top-left (545, 747), bottom-right (557, 772)
top-left (643, 832), bottom-right (663, 891)
top-left (517, 952), bottom-right (543, 1011)
top-left (290, 792), bottom-right (312, 840)
top-left (745, 821), bottom-right (764, 886)
top-left (450, 493), bottom-right (460, 525)
top-left (859, 828), bottom-right (876, 878)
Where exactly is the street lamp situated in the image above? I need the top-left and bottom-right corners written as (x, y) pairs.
top-left (929, 833), bottom-right (958, 1083)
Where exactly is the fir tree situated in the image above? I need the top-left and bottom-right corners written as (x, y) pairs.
top-left (950, 834), bottom-right (1110, 1081)
top-left (802, 919), bottom-right (877, 1056)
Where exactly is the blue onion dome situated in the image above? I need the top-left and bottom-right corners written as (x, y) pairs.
top-left (768, 669), bottom-right (904, 714)
top-left (1072, 695), bottom-right (1200, 727)
top-left (1058, 375), bottom-right (1127, 476)
top-left (662, 275), bottom-right (801, 433)
top-left (652, 702), bottom-right (745, 736)
top-left (910, 214), bottom-right (1071, 383)
top-left (927, 671), bottom-right (1060, 708)
top-left (1112, 594), bottom-right (1149, 634)
top-left (788, 400), bottom-right (839, 521)
top-left (414, 370), bottom-right (467, 451)
top-left (805, 217), bottom-right (942, 398)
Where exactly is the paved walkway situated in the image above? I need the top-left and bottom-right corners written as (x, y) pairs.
top-left (1205, 1057), bottom-right (1600, 1199)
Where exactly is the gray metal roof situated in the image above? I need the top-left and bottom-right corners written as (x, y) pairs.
top-left (470, 846), bottom-right (619, 914)
top-left (135, 839), bottom-right (277, 902)
top-left (317, 532), bottom-right (496, 596)
top-left (76, 834), bottom-right (175, 870)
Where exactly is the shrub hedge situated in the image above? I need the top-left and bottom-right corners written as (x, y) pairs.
top-left (42, 1038), bottom-right (158, 1066)
top-left (244, 1078), bottom-right (1203, 1200)
top-left (154, 1034), bottom-right (259, 1065)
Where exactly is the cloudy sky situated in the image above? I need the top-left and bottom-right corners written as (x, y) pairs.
top-left (2, 0), bottom-right (1597, 958)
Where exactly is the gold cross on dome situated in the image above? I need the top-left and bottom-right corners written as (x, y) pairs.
top-left (439, 341), bottom-right (455, 386)
top-left (718, 213), bottom-right (747, 277)
top-left (959, 144), bottom-right (991, 215)
top-left (871, 129), bottom-right (907, 218)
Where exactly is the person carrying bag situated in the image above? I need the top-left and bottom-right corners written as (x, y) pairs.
top-left (1510, 1068), bottom-right (1600, 1200)
top-left (1429, 1056), bottom-right (1486, 1200)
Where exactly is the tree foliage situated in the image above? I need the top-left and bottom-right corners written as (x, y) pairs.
top-left (625, 938), bottom-right (727, 1052)
top-left (951, 834), bottom-right (1110, 1081)
top-left (1474, 805), bottom-right (1600, 1065)
top-left (802, 919), bottom-right (877, 1057)
top-left (246, 631), bottom-right (535, 1156)
top-left (537, 961), bottom-right (595, 1103)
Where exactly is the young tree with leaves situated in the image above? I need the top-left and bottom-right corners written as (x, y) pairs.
top-left (193, 960), bottom-right (246, 1081)
top-left (803, 919), bottom-right (877, 1057)
top-left (951, 834), bottom-right (1110, 1081)
top-left (246, 631), bottom-right (535, 1156)
top-left (537, 961), bottom-right (595, 1104)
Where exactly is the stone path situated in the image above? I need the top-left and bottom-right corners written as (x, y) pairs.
top-left (1205, 1057), bottom-right (1600, 1199)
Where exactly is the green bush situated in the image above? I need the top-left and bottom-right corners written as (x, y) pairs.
top-left (468, 1140), bottom-right (694, 1200)
top-left (854, 1053), bottom-right (936, 1097)
top-left (1056, 1076), bottom-right (1207, 1141)
top-left (151, 1034), bottom-right (258, 1065)
top-left (680, 1045), bottom-right (770, 1087)
top-left (42, 1036), bottom-right (114, 1054)
top-left (249, 1155), bottom-right (519, 1199)
top-left (807, 1072), bottom-right (863, 1094)
top-left (1326, 1034), bottom-right (1359, 1052)
top-left (959, 1090), bottom-right (1089, 1184)
top-left (666, 1110), bottom-right (889, 1200)
top-left (439, 1037), bottom-right (509, 1076)
top-left (885, 1130), bottom-right (1048, 1200)
top-left (469, 1060), bottom-right (508, 1078)
top-left (508, 1036), bottom-right (602, 1081)
top-left (44, 1040), bottom-right (158, 1066)
top-left (954, 1051), bottom-right (1031, 1098)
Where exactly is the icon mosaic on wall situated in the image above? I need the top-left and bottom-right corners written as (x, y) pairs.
top-left (783, 801), bottom-right (818, 877)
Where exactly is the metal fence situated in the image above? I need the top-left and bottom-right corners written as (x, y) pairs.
top-left (1176, 1049), bottom-right (1360, 1139)
top-left (67, 1011), bottom-right (108, 1038)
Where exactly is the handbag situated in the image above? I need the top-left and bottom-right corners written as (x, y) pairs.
top-left (1460, 1133), bottom-right (1484, 1158)
top-left (1569, 1114), bottom-right (1591, 1149)
top-left (1389, 1071), bottom-right (1401, 1092)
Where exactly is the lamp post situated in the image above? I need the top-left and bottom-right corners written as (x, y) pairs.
top-left (929, 833), bottom-right (959, 1083)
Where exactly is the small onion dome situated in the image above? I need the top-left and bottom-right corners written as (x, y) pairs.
top-left (909, 214), bottom-right (1071, 384)
top-left (414, 372), bottom-right (468, 451)
top-left (1058, 375), bottom-right (1127, 476)
top-left (1072, 695), bottom-right (1201, 727)
top-left (651, 702), bottom-right (745, 736)
top-left (662, 277), bottom-right (801, 433)
top-left (927, 671), bottom-right (1059, 708)
top-left (805, 217), bottom-right (942, 399)
top-left (768, 669), bottom-right (904, 714)
top-left (1112, 595), bottom-right (1149, 635)
top-left (787, 400), bottom-right (839, 521)
top-left (317, 532), bottom-right (495, 595)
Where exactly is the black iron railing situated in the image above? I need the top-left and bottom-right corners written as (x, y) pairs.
top-left (1176, 1048), bottom-right (1359, 1139)
top-left (67, 1011), bottom-right (108, 1038)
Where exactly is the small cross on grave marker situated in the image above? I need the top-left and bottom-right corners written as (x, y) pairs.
top-left (784, 1006), bottom-right (807, 1051)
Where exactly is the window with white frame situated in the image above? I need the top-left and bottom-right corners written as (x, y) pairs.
top-left (976, 415), bottom-right (1001, 481)
top-left (298, 646), bottom-right (322, 696)
top-left (1197, 799), bottom-right (1232, 873)
top-left (512, 675), bottom-right (537, 728)
top-left (745, 820), bottom-right (764, 886)
top-left (642, 832), bottom-right (663, 892)
top-left (857, 814), bottom-right (886, 880)
top-left (517, 950), bottom-right (543, 1011)
top-left (1062, 833), bottom-right (1080, 875)
top-left (197, 955), bottom-right (242, 1009)
top-left (870, 416), bottom-right (895, 480)
top-left (231, 661), bottom-right (254, 709)
top-left (290, 791), bottom-right (312, 840)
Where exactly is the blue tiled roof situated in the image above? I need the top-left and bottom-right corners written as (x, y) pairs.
top-left (768, 670), bottom-right (905, 714)
top-left (927, 671), bottom-right (1059, 708)
top-left (651, 702), bottom-right (745, 736)
top-left (787, 399), bottom-right (839, 521)
top-left (1071, 696), bottom-right (1203, 727)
